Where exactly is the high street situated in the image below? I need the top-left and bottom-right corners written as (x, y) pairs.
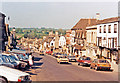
top-left (26, 53), bottom-right (118, 81)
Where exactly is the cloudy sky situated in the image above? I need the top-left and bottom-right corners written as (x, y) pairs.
top-left (1, 1), bottom-right (118, 29)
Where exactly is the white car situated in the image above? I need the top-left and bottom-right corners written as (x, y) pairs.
top-left (0, 66), bottom-right (31, 83)
top-left (57, 57), bottom-right (69, 64)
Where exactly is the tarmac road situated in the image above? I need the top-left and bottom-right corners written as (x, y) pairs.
top-left (28, 53), bottom-right (118, 82)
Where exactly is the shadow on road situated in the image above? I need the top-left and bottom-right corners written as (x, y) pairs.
top-left (34, 57), bottom-right (42, 61)
top-left (34, 62), bottom-right (43, 66)
top-left (82, 65), bottom-right (90, 67)
top-left (97, 69), bottom-right (113, 72)
top-left (26, 72), bottom-right (37, 75)
top-left (32, 66), bottom-right (41, 69)
top-left (60, 62), bottom-right (72, 65)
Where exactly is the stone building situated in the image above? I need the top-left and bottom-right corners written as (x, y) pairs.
top-left (0, 12), bottom-right (8, 52)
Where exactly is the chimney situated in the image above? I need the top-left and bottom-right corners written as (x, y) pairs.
top-left (88, 18), bottom-right (91, 25)
top-left (96, 13), bottom-right (100, 20)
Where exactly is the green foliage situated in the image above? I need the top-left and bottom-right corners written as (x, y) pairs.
top-left (15, 27), bottom-right (67, 39)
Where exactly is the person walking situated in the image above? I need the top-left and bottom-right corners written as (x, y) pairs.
top-left (28, 54), bottom-right (33, 68)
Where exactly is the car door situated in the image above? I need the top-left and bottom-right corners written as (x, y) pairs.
top-left (78, 57), bottom-right (81, 62)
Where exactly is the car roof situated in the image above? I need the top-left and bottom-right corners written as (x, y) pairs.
top-left (10, 49), bottom-right (26, 54)
top-left (2, 53), bottom-right (11, 56)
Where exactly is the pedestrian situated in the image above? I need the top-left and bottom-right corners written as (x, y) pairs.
top-left (28, 53), bottom-right (33, 69)
top-left (32, 54), bottom-right (34, 65)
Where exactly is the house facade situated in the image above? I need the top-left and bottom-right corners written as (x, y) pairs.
top-left (86, 25), bottom-right (98, 60)
top-left (97, 17), bottom-right (119, 62)
top-left (71, 18), bottom-right (97, 56)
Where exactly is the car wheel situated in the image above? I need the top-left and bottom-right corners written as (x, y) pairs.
top-left (0, 77), bottom-right (7, 83)
top-left (79, 63), bottom-right (82, 66)
top-left (78, 62), bottom-right (80, 65)
top-left (95, 66), bottom-right (98, 71)
top-left (90, 66), bottom-right (92, 69)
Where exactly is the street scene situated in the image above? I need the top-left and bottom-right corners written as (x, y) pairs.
top-left (0, 1), bottom-right (119, 83)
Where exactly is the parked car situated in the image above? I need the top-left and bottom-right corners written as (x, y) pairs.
top-left (2, 52), bottom-right (28, 69)
top-left (9, 53), bottom-right (28, 69)
top-left (78, 56), bottom-right (92, 66)
top-left (39, 51), bottom-right (44, 56)
top-left (1, 54), bottom-right (19, 69)
top-left (90, 59), bottom-right (111, 70)
top-left (62, 54), bottom-right (68, 58)
top-left (0, 56), bottom-right (15, 68)
top-left (55, 53), bottom-right (62, 58)
top-left (68, 56), bottom-right (77, 62)
top-left (0, 65), bottom-right (31, 83)
top-left (14, 53), bottom-right (29, 64)
top-left (57, 56), bottom-right (69, 64)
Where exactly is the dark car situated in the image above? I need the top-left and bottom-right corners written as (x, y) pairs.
top-left (78, 56), bottom-right (92, 66)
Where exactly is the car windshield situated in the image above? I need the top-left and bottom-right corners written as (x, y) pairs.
top-left (99, 60), bottom-right (109, 63)
top-left (83, 57), bottom-right (91, 60)
top-left (56, 53), bottom-right (61, 55)
top-left (9, 55), bottom-right (19, 61)
top-left (17, 54), bottom-right (26, 60)
top-left (2, 55), bottom-right (11, 63)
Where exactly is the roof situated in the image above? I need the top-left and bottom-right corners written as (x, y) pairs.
top-left (97, 17), bottom-right (119, 24)
top-left (71, 18), bottom-right (97, 30)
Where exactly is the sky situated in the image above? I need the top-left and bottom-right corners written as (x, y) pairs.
top-left (1, 1), bottom-right (118, 29)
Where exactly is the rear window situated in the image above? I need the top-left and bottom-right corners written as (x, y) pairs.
top-left (99, 60), bottom-right (109, 63)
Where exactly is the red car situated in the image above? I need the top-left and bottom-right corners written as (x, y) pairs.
top-left (46, 51), bottom-right (53, 55)
top-left (78, 56), bottom-right (92, 66)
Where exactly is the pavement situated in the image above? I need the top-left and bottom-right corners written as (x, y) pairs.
top-left (25, 53), bottom-right (118, 81)
top-left (110, 61), bottom-right (118, 72)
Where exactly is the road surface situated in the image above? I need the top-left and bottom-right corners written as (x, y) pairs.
top-left (26, 53), bottom-right (118, 81)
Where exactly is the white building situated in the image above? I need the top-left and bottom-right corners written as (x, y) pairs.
top-left (86, 24), bottom-right (98, 59)
top-left (59, 36), bottom-right (66, 47)
top-left (97, 17), bottom-right (118, 49)
top-left (97, 17), bottom-right (118, 61)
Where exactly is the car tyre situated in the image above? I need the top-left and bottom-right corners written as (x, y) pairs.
top-left (95, 66), bottom-right (98, 71)
top-left (78, 62), bottom-right (80, 65)
top-left (0, 77), bottom-right (8, 83)
top-left (90, 66), bottom-right (92, 69)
